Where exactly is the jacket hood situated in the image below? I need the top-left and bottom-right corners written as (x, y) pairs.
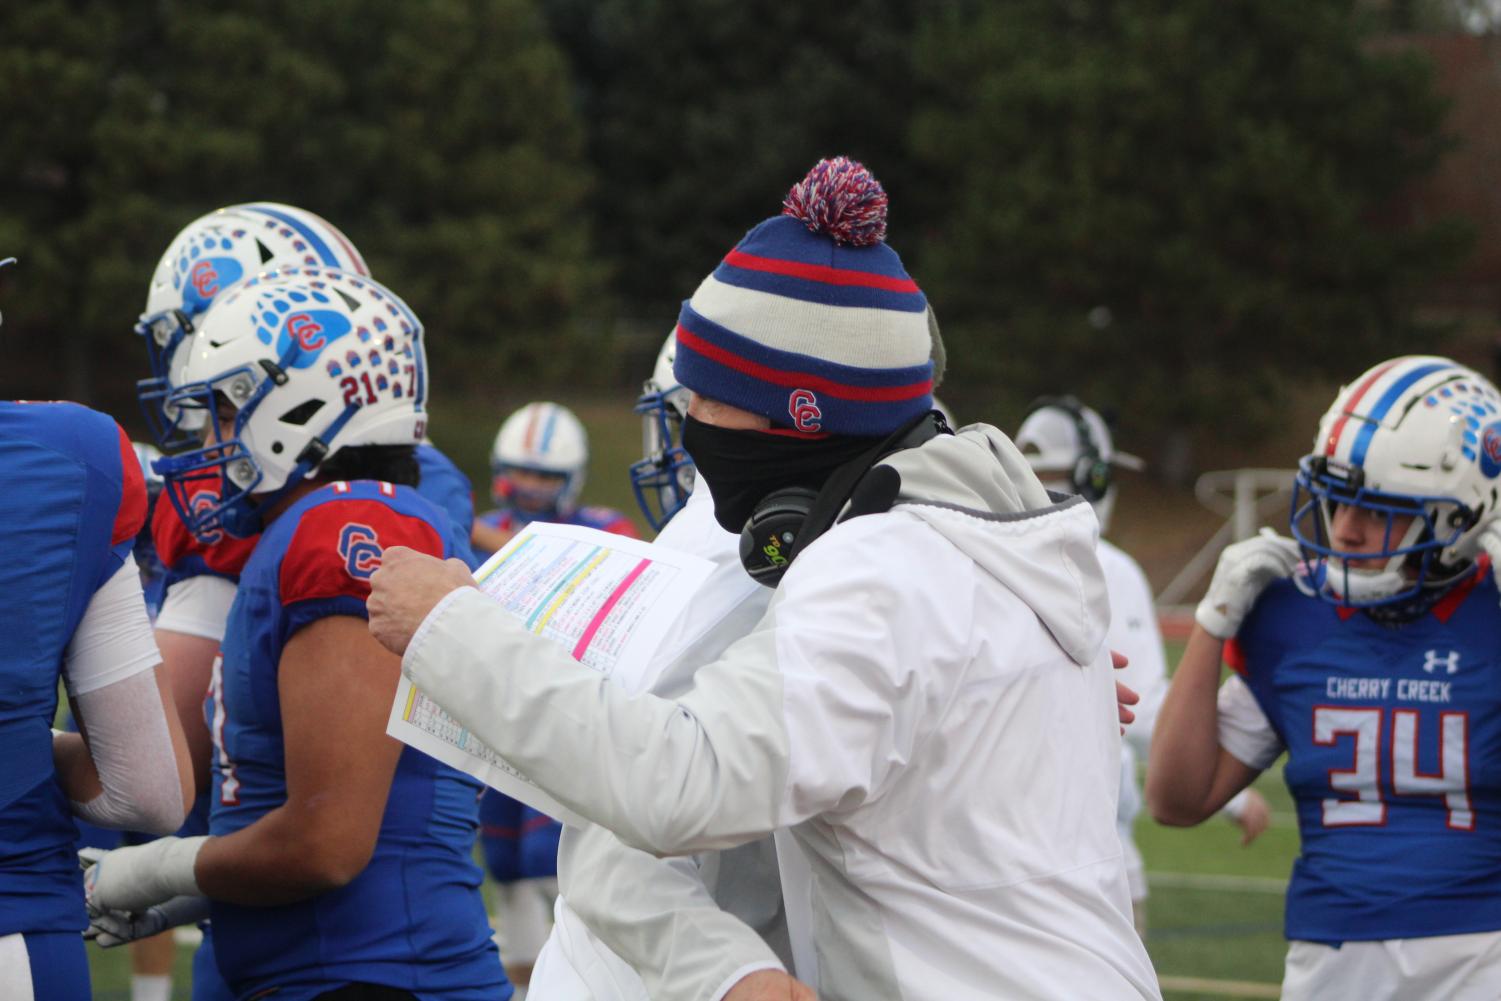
top-left (879, 424), bottom-right (1110, 665)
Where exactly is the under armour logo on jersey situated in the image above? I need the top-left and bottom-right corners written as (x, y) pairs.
top-left (338, 523), bottom-right (383, 580)
top-left (788, 389), bottom-right (822, 432)
top-left (1422, 649), bottom-right (1461, 675)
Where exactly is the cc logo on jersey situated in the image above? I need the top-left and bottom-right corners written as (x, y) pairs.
top-left (190, 490), bottom-right (225, 546)
top-left (338, 523), bottom-right (383, 580)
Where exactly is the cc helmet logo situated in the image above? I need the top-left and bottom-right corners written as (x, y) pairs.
top-left (788, 389), bottom-right (822, 432)
top-left (287, 313), bottom-right (326, 351)
top-left (190, 260), bottom-right (220, 299)
top-left (338, 523), bottom-right (383, 580)
top-left (1481, 422), bottom-right (1501, 479)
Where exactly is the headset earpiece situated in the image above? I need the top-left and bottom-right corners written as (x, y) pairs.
top-left (1075, 453), bottom-right (1112, 503)
top-left (738, 486), bottom-right (818, 587)
top-left (737, 411), bottom-right (945, 587)
top-left (1023, 394), bottom-right (1110, 502)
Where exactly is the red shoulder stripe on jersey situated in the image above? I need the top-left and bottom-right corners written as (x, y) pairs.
top-left (111, 424), bottom-right (148, 546)
top-left (151, 478), bottom-right (259, 577)
top-left (1432, 555), bottom-right (1491, 624)
top-left (152, 489), bottom-right (198, 569)
top-left (1223, 637), bottom-right (1247, 676)
top-left (279, 497), bottom-right (444, 607)
top-left (603, 515), bottom-right (639, 539)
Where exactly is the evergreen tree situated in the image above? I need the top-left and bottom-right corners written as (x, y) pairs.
top-left (910, 0), bottom-right (1470, 448)
top-left (0, 0), bottom-right (602, 407)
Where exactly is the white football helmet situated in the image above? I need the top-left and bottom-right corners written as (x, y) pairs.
top-left (155, 267), bottom-right (425, 539)
top-left (1292, 355), bottom-right (1501, 606)
top-left (628, 332), bottom-right (695, 530)
top-left (137, 203), bottom-right (369, 450)
top-left (490, 401), bottom-right (589, 519)
top-left (1015, 396), bottom-right (1142, 533)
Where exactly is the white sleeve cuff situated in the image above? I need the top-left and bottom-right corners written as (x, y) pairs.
top-left (1220, 788), bottom-right (1249, 821)
top-left (64, 555), bottom-right (161, 696)
top-left (400, 585), bottom-right (475, 680)
top-left (1217, 675), bottom-right (1284, 771)
top-left (153, 574), bottom-right (238, 642)
top-left (708, 962), bottom-right (790, 1001)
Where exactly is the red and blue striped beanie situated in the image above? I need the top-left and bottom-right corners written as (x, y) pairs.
top-left (673, 157), bottom-right (934, 436)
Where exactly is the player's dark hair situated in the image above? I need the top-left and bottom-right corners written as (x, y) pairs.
top-left (316, 444), bottom-right (421, 487)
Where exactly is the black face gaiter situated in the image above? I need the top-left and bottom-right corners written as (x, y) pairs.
top-left (682, 415), bottom-right (883, 534)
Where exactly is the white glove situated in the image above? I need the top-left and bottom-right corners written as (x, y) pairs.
top-left (80, 836), bottom-right (208, 914)
top-left (1195, 529), bottom-right (1302, 639)
top-left (84, 893), bottom-right (211, 948)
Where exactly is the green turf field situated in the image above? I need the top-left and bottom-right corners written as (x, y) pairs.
top-left (86, 786), bottom-right (1301, 1001)
top-left (1140, 766), bottom-right (1295, 1000)
top-left (89, 743), bottom-right (1301, 997)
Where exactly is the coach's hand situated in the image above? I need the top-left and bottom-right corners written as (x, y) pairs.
top-left (724, 969), bottom-right (818, 1001)
top-left (1111, 650), bottom-right (1139, 731)
top-left (1195, 529), bottom-right (1301, 639)
top-left (367, 547), bottom-right (478, 656)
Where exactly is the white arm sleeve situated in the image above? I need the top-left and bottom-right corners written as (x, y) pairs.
top-left (1098, 544), bottom-right (1169, 757)
top-left (62, 554), bottom-right (161, 696)
top-left (1217, 674), bottom-right (1284, 771)
top-left (153, 574), bottom-right (237, 642)
top-left (560, 825), bottom-right (783, 1001)
top-left (68, 668), bottom-right (187, 834)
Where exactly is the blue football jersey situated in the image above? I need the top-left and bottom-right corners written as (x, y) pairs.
top-left (0, 402), bottom-right (146, 936)
top-left (416, 443), bottom-right (479, 568)
top-left (1231, 563), bottom-right (1501, 943)
top-left (206, 480), bottom-right (507, 999)
top-left (478, 789), bottom-right (563, 883)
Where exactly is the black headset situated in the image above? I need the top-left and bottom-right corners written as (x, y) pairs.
top-left (738, 410), bottom-right (950, 587)
top-left (1022, 395), bottom-right (1113, 503)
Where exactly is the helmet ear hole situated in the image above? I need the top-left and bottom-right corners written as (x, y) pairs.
top-left (279, 399), bottom-right (325, 426)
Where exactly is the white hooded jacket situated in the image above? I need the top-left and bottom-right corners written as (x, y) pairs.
top-left (532, 486), bottom-right (790, 1001)
top-left (404, 424), bottom-right (1161, 1000)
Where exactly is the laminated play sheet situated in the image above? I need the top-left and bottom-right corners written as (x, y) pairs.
top-left (386, 521), bottom-right (714, 825)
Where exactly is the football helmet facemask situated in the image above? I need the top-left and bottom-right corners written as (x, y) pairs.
top-left (629, 332), bottom-right (695, 531)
